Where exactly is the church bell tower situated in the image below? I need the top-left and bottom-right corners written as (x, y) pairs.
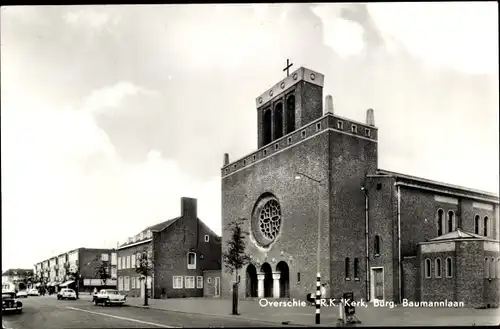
top-left (255, 65), bottom-right (324, 148)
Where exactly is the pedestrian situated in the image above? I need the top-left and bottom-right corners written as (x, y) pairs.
top-left (320, 283), bottom-right (327, 299)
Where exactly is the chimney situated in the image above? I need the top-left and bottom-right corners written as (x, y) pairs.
top-left (366, 108), bottom-right (375, 126)
top-left (181, 197), bottom-right (197, 219)
top-left (324, 95), bottom-right (334, 114)
top-left (223, 153), bottom-right (229, 166)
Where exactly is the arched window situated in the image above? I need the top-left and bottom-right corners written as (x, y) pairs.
top-left (490, 257), bottom-right (495, 279)
top-left (263, 109), bottom-right (272, 146)
top-left (374, 235), bottom-right (380, 256)
top-left (437, 209), bottom-right (444, 236)
top-left (485, 258), bottom-right (490, 278)
top-left (425, 259), bottom-right (432, 278)
top-left (286, 95), bottom-right (295, 134)
top-left (474, 215), bottom-right (480, 235)
top-left (274, 103), bottom-right (284, 140)
top-left (354, 258), bottom-right (360, 279)
top-left (187, 252), bottom-right (196, 270)
top-left (345, 258), bottom-right (351, 279)
top-left (497, 258), bottom-right (500, 279)
top-left (435, 258), bottom-right (442, 278)
top-left (445, 257), bottom-right (453, 278)
top-left (484, 216), bottom-right (489, 237)
top-left (447, 210), bottom-right (454, 233)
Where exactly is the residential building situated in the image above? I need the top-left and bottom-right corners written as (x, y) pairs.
top-left (117, 197), bottom-right (221, 299)
top-left (33, 248), bottom-right (117, 293)
top-left (2, 269), bottom-right (34, 291)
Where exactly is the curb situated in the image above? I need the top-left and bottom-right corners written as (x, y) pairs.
top-left (125, 303), bottom-right (309, 326)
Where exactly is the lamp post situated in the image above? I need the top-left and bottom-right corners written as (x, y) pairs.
top-left (295, 172), bottom-right (322, 325)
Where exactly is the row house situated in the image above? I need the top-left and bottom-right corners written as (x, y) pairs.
top-left (117, 197), bottom-right (222, 299)
top-left (34, 248), bottom-right (118, 293)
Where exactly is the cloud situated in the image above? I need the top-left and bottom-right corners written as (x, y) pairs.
top-left (83, 81), bottom-right (158, 115)
top-left (1, 86), bottom-right (221, 270)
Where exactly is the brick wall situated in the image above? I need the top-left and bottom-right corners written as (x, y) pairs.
top-left (419, 251), bottom-right (456, 302)
top-left (402, 257), bottom-right (417, 302)
top-left (328, 125), bottom-right (378, 302)
top-left (117, 242), bottom-right (151, 297)
top-left (203, 270), bottom-right (221, 298)
top-left (152, 199), bottom-right (221, 299)
top-left (222, 132), bottom-right (331, 299)
top-left (456, 241), bottom-right (484, 307)
top-left (483, 250), bottom-right (500, 308)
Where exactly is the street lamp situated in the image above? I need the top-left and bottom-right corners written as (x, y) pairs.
top-left (295, 171), bottom-right (322, 325)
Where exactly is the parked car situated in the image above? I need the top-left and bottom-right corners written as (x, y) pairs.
top-left (16, 290), bottom-right (28, 298)
top-left (57, 289), bottom-right (77, 300)
top-left (2, 291), bottom-right (23, 313)
top-left (27, 289), bottom-right (39, 296)
top-left (94, 289), bottom-right (126, 306)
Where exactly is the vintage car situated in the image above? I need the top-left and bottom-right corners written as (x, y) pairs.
top-left (27, 289), bottom-right (39, 296)
top-left (2, 291), bottom-right (23, 313)
top-left (57, 288), bottom-right (77, 300)
top-left (16, 290), bottom-right (28, 298)
top-left (94, 289), bottom-right (126, 306)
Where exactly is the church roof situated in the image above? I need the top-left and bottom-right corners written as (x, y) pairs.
top-left (375, 169), bottom-right (499, 201)
top-left (424, 229), bottom-right (498, 243)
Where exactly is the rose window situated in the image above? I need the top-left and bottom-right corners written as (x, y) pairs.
top-left (258, 199), bottom-right (282, 241)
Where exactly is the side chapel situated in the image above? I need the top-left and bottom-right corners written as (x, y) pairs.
top-left (221, 65), bottom-right (500, 308)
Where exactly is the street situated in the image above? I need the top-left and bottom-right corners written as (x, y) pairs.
top-left (2, 296), bottom-right (286, 329)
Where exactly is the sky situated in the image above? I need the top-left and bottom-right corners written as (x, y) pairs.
top-left (1, 3), bottom-right (498, 270)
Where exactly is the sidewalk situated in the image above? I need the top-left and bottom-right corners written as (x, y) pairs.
top-left (81, 294), bottom-right (500, 326)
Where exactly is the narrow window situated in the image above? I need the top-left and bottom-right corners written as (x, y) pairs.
top-left (301, 130), bottom-right (306, 138)
top-left (233, 164), bottom-right (237, 169)
top-left (297, 272), bottom-right (301, 283)
top-left (204, 235), bottom-right (209, 242)
top-left (196, 276), bottom-right (203, 289)
top-left (351, 124), bottom-right (357, 133)
top-left (425, 259), bottom-right (431, 278)
top-left (437, 209), bottom-right (444, 236)
top-left (484, 216), bottom-right (489, 237)
top-left (345, 258), bottom-right (351, 279)
top-left (354, 258), bottom-right (360, 279)
top-left (374, 235), bottom-right (380, 256)
top-left (187, 252), bottom-right (196, 270)
top-left (286, 95), bottom-right (296, 134)
top-left (491, 257), bottom-right (495, 279)
top-left (435, 258), bottom-right (442, 278)
top-left (253, 154), bottom-right (256, 161)
top-left (485, 258), bottom-right (490, 278)
top-left (263, 149), bottom-right (267, 156)
top-left (445, 258), bottom-right (453, 278)
top-left (365, 128), bottom-right (371, 137)
top-left (474, 215), bottom-right (480, 234)
top-left (243, 160), bottom-right (246, 165)
top-left (287, 137), bottom-right (292, 145)
top-left (316, 122), bottom-right (321, 131)
top-left (447, 211), bottom-right (454, 233)
top-left (263, 109), bottom-right (272, 146)
top-left (274, 103), bottom-right (284, 140)
top-left (275, 143), bottom-right (279, 150)
top-left (337, 120), bottom-right (344, 130)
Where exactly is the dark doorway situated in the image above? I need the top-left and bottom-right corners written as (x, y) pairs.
top-left (263, 109), bottom-right (272, 146)
top-left (274, 103), bottom-right (283, 140)
top-left (261, 262), bottom-right (273, 298)
top-left (286, 95), bottom-right (295, 134)
top-left (276, 261), bottom-right (290, 298)
top-left (245, 264), bottom-right (258, 298)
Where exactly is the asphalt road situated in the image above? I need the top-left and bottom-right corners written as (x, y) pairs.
top-left (2, 296), bottom-right (286, 328)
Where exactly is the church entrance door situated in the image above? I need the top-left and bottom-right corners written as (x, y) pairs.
top-left (260, 263), bottom-right (273, 298)
top-left (246, 264), bottom-right (258, 297)
top-left (370, 267), bottom-right (384, 301)
top-left (276, 261), bottom-right (290, 298)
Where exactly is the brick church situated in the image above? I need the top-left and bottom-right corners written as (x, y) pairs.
top-left (221, 66), bottom-right (499, 308)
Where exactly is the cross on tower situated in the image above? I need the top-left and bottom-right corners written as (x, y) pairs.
top-left (283, 59), bottom-right (293, 76)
